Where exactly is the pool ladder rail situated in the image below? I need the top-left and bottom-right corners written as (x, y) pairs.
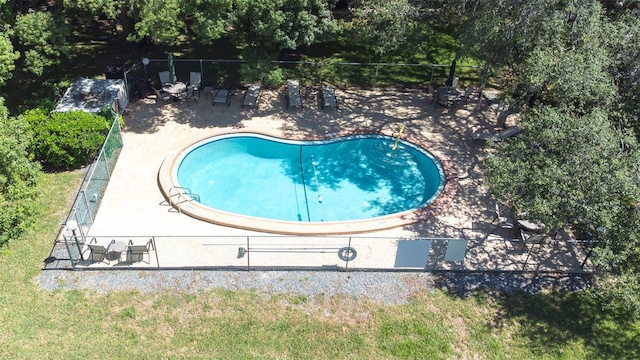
top-left (161, 186), bottom-right (201, 213)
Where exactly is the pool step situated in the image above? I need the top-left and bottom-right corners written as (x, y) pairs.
top-left (160, 186), bottom-right (201, 213)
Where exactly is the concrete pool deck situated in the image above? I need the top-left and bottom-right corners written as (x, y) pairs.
top-left (70, 86), bottom-right (594, 272)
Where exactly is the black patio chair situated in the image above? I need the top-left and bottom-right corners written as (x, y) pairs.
top-left (126, 238), bottom-right (155, 264)
top-left (83, 238), bottom-right (116, 264)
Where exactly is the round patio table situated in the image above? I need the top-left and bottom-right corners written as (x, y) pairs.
top-left (163, 82), bottom-right (186, 95)
top-left (110, 241), bottom-right (126, 263)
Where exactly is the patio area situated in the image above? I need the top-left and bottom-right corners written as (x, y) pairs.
top-left (65, 85), bottom-right (594, 272)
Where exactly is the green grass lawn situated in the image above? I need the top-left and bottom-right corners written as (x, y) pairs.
top-left (0, 170), bottom-right (638, 358)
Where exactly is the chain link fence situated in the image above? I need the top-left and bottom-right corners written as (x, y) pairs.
top-left (64, 235), bottom-right (595, 273)
top-left (123, 58), bottom-right (481, 98)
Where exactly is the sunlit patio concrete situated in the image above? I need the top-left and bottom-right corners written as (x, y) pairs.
top-left (79, 86), bottom-right (594, 272)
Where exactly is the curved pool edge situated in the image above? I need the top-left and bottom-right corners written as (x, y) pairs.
top-left (157, 128), bottom-right (458, 235)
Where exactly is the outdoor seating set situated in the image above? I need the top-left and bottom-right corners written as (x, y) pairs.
top-left (492, 203), bottom-right (551, 254)
top-left (207, 85), bottom-right (260, 108)
top-left (286, 79), bottom-right (338, 110)
top-left (83, 238), bottom-right (155, 265)
top-left (472, 101), bottom-right (521, 142)
top-left (429, 82), bottom-right (475, 111)
top-left (153, 71), bottom-right (200, 106)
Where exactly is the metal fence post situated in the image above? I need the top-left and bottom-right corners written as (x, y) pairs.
top-left (200, 59), bottom-right (204, 84)
top-left (152, 236), bottom-right (160, 268)
top-left (80, 190), bottom-right (94, 224)
top-left (345, 237), bottom-right (352, 271)
top-left (246, 236), bottom-right (251, 271)
top-left (374, 64), bottom-right (379, 88)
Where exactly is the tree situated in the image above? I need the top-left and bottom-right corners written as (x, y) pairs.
top-left (14, 11), bottom-right (70, 76)
top-left (346, 0), bottom-right (422, 58)
top-left (0, 98), bottom-right (41, 246)
top-left (464, 0), bottom-right (640, 316)
top-left (0, 32), bottom-right (18, 85)
top-left (485, 107), bottom-right (635, 230)
top-left (189, 0), bottom-right (234, 44)
top-left (231, 0), bottom-right (338, 80)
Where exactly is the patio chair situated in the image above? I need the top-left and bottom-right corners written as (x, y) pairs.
top-left (437, 92), bottom-right (455, 111)
top-left (188, 72), bottom-right (202, 97)
top-left (242, 84), bottom-right (261, 109)
top-left (320, 85), bottom-right (337, 109)
top-left (428, 85), bottom-right (436, 104)
top-left (83, 238), bottom-right (116, 264)
top-left (459, 86), bottom-right (475, 107)
top-left (152, 87), bottom-right (172, 103)
top-left (493, 203), bottom-right (514, 229)
top-left (158, 71), bottom-right (170, 86)
top-left (451, 76), bottom-right (459, 89)
top-left (126, 239), bottom-right (155, 264)
top-left (286, 79), bottom-right (302, 109)
top-left (177, 86), bottom-right (196, 106)
top-left (212, 89), bottom-right (231, 107)
top-left (472, 125), bottom-right (521, 142)
top-left (519, 229), bottom-right (547, 251)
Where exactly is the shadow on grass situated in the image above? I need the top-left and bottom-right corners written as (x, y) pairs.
top-left (435, 272), bottom-right (640, 358)
top-left (494, 291), bottom-right (640, 358)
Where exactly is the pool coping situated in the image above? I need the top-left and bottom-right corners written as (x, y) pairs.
top-left (157, 128), bottom-right (458, 235)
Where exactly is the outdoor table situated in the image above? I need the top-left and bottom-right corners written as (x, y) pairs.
top-left (436, 86), bottom-right (460, 98)
top-left (110, 241), bottom-right (126, 263)
top-left (435, 86), bottom-right (460, 109)
top-left (163, 82), bottom-right (187, 96)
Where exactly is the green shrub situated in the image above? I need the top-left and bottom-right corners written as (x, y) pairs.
top-left (25, 109), bottom-right (110, 169)
top-left (263, 68), bottom-right (284, 88)
top-left (0, 100), bottom-right (41, 246)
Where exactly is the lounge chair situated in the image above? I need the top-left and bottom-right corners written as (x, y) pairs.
top-left (286, 79), bottom-right (302, 109)
top-left (188, 72), bottom-right (202, 97)
top-left (158, 71), bottom-right (170, 86)
top-left (320, 86), bottom-right (337, 109)
top-left (242, 84), bottom-right (261, 109)
top-left (152, 87), bottom-right (172, 103)
top-left (472, 125), bottom-right (521, 142)
top-left (212, 89), bottom-right (231, 107)
top-left (126, 239), bottom-right (155, 264)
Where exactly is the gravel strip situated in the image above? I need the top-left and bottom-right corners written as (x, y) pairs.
top-left (37, 270), bottom-right (594, 305)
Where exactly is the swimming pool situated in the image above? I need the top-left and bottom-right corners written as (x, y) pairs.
top-left (158, 131), bottom-right (454, 234)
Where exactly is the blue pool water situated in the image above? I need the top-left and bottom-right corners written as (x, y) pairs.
top-left (175, 134), bottom-right (445, 222)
